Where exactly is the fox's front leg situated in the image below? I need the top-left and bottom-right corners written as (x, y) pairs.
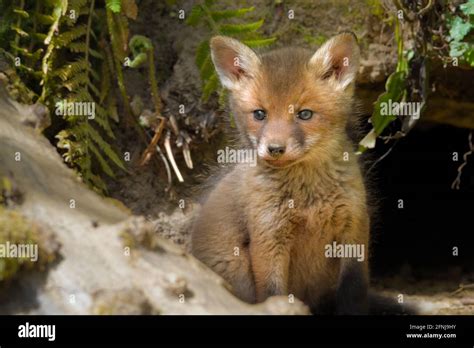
top-left (335, 213), bottom-right (370, 315)
top-left (336, 257), bottom-right (369, 314)
top-left (249, 234), bottom-right (291, 302)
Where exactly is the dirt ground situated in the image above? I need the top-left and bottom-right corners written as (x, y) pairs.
top-left (374, 275), bottom-right (474, 315)
top-left (103, 0), bottom-right (473, 315)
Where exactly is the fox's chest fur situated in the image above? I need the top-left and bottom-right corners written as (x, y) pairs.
top-left (241, 162), bottom-right (353, 239)
top-left (235, 156), bottom-right (365, 305)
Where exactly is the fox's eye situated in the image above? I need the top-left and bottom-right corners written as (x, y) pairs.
top-left (297, 109), bottom-right (314, 120)
top-left (253, 109), bottom-right (267, 121)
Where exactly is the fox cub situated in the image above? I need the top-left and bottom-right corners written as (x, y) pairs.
top-left (191, 33), bottom-right (369, 314)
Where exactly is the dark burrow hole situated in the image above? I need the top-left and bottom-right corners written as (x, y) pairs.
top-left (369, 122), bottom-right (474, 282)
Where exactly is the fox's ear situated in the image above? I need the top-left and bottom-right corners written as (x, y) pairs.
top-left (308, 32), bottom-right (360, 90)
top-left (210, 36), bottom-right (261, 89)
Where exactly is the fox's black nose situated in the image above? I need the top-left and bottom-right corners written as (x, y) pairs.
top-left (267, 144), bottom-right (286, 157)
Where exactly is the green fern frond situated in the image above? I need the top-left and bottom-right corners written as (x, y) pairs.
top-left (89, 67), bottom-right (100, 82)
top-left (94, 104), bottom-right (114, 138)
top-left (55, 24), bottom-right (87, 47)
top-left (195, 40), bottom-right (210, 70)
top-left (87, 141), bottom-right (115, 177)
top-left (243, 37), bottom-right (277, 47)
top-left (11, 26), bottom-right (29, 37)
top-left (67, 0), bottom-right (88, 15)
top-left (34, 13), bottom-right (55, 25)
top-left (106, 93), bottom-right (119, 122)
top-left (106, 8), bottom-right (133, 120)
top-left (220, 20), bottom-right (264, 35)
top-left (202, 74), bottom-right (219, 101)
top-left (210, 7), bottom-right (255, 21)
top-left (54, 59), bottom-right (89, 81)
top-left (199, 55), bottom-right (215, 82)
top-left (70, 86), bottom-right (92, 103)
top-left (4, 0), bottom-right (125, 191)
top-left (99, 60), bottom-right (111, 102)
top-left (128, 35), bottom-right (153, 67)
top-left (68, 41), bottom-right (87, 53)
top-left (8, 42), bottom-right (29, 54)
top-left (81, 169), bottom-right (107, 192)
top-left (186, 6), bottom-right (204, 26)
top-left (89, 48), bottom-right (103, 59)
top-left (112, 13), bottom-right (130, 60)
top-left (87, 80), bottom-right (100, 97)
top-left (33, 32), bottom-right (47, 42)
top-left (84, 126), bottom-right (125, 170)
top-left (188, 3), bottom-right (277, 102)
top-left (106, 0), bottom-right (122, 13)
top-left (63, 73), bottom-right (89, 91)
top-left (13, 8), bottom-right (29, 19)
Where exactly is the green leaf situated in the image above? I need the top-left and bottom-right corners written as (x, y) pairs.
top-left (243, 37), bottom-right (277, 48)
top-left (34, 13), bottom-right (55, 25)
top-left (200, 55), bottom-right (215, 82)
top-left (106, 0), bottom-right (122, 13)
top-left (13, 8), bottom-right (29, 18)
top-left (220, 19), bottom-right (264, 35)
top-left (202, 73), bottom-right (218, 101)
top-left (460, 0), bottom-right (474, 15)
top-left (449, 16), bottom-right (472, 42)
top-left (33, 33), bottom-right (47, 42)
top-left (371, 71), bottom-right (406, 135)
top-left (210, 7), bottom-right (254, 21)
top-left (11, 26), bottom-right (29, 37)
top-left (195, 40), bottom-right (210, 69)
top-left (464, 46), bottom-right (474, 66)
top-left (450, 41), bottom-right (468, 57)
top-left (186, 6), bottom-right (204, 26)
top-left (89, 48), bottom-right (103, 59)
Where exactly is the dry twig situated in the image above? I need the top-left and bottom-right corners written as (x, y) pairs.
top-left (451, 131), bottom-right (473, 190)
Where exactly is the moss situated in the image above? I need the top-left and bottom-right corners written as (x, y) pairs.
top-left (91, 288), bottom-right (160, 315)
top-left (0, 176), bottom-right (23, 207)
top-left (0, 206), bottom-right (60, 283)
top-left (120, 217), bottom-right (166, 253)
top-left (365, 0), bottom-right (385, 19)
top-left (103, 197), bottom-right (132, 215)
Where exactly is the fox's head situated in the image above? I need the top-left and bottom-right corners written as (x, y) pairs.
top-left (210, 33), bottom-right (360, 168)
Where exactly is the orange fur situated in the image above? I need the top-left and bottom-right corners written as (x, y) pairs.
top-left (192, 33), bottom-right (369, 311)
